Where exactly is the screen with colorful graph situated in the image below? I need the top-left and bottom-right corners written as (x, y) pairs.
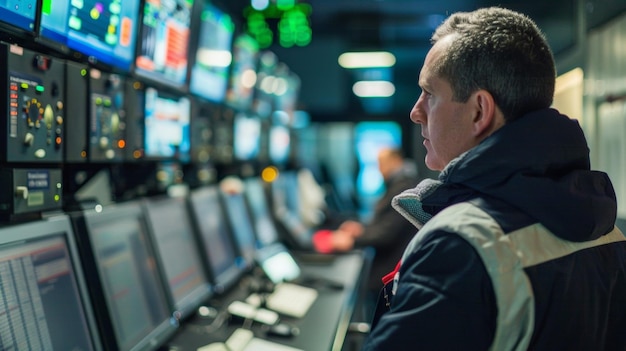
top-left (39, 0), bottom-right (141, 71)
top-left (135, 0), bottom-right (194, 89)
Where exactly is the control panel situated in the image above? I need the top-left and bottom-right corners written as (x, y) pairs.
top-left (65, 64), bottom-right (128, 163)
top-left (0, 44), bottom-right (65, 163)
top-left (190, 99), bottom-right (218, 164)
top-left (212, 106), bottom-right (235, 165)
top-left (64, 61), bottom-right (89, 162)
top-left (0, 168), bottom-right (63, 218)
top-left (123, 79), bottom-right (145, 161)
top-left (89, 70), bottom-right (126, 162)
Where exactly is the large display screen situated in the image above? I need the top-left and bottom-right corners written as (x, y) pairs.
top-left (0, 0), bottom-right (37, 32)
top-left (39, 0), bottom-right (140, 71)
top-left (189, 3), bottom-right (235, 103)
top-left (144, 87), bottom-right (191, 162)
top-left (0, 215), bottom-right (100, 351)
top-left (135, 0), bottom-right (194, 88)
top-left (225, 33), bottom-right (259, 111)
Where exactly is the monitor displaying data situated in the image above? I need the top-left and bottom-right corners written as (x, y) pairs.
top-left (0, 0), bottom-right (37, 32)
top-left (269, 124), bottom-right (291, 165)
top-left (188, 186), bottom-right (243, 294)
top-left (189, 2), bottom-right (235, 102)
top-left (143, 195), bottom-right (213, 320)
top-left (0, 215), bottom-right (100, 351)
top-left (225, 33), bottom-right (259, 111)
top-left (220, 189), bottom-right (258, 270)
top-left (144, 87), bottom-right (191, 162)
top-left (244, 177), bottom-right (280, 247)
top-left (135, 0), bottom-right (194, 88)
top-left (233, 113), bottom-right (262, 161)
top-left (39, 0), bottom-right (141, 71)
top-left (76, 201), bottom-right (177, 351)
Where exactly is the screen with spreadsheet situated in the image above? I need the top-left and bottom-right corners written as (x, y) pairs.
top-left (0, 215), bottom-right (99, 350)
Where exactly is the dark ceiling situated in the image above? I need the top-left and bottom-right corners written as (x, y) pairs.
top-left (218, 0), bottom-right (626, 121)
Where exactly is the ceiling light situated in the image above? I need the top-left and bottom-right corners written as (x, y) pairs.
top-left (338, 51), bottom-right (396, 68)
top-left (352, 81), bottom-right (395, 98)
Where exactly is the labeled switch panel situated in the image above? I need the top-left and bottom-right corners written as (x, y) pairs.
top-left (0, 43), bottom-right (65, 163)
top-left (0, 168), bottom-right (63, 218)
top-left (90, 70), bottom-right (127, 162)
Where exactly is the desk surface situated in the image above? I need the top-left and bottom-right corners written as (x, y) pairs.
top-left (165, 250), bottom-right (368, 351)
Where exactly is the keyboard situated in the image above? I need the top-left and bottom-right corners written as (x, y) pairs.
top-left (265, 282), bottom-right (318, 318)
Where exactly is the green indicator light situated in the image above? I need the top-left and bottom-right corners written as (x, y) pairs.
top-left (36, 86), bottom-right (45, 92)
top-left (80, 69), bottom-right (87, 76)
top-left (54, 194), bottom-right (60, 202)
top-left (277, 0), bottom-right (295, 11)
top-left (21, 83), bottom-right (29, 89)
top-left (41, 0), bottom-right (52, 14)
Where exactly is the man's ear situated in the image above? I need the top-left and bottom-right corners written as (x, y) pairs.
top-left (470, 89), bottom-right (502, 138)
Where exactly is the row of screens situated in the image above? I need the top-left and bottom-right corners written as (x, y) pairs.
top-left (140, 88), bottom-right (292, 163)
top-left (0, 0), bottom-right (299, 111)
top-left (0, 175), bottom-right (294, 351)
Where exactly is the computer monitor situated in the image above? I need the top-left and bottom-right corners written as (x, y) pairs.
top-left (0, 215), bottom-right (101, 350)
top-left (271, 171), bottom-right (314, 250)
top-left (269, 124), bottom-right (291, 165)
top-left (233, 112), bottom-right (262, 161)
top-left (224, 33), bottom-right (259, 111)
top-left (143, 195), bottom-right (213, 320)
top-left (189, 2), bottom-right (235, 103)
top-left (273, 64), bottom-right (301, 115)
top-left (72, 201), bottom-right (177, 351)
top-left (0, 0), bottom-right (37, 33)
top-left (38, 0), bottom-right (141, 71)
top-left (243, 177), bottom-right (280, 247)
top-left (135, 0), bottom-right (194, 89)
top-left (220, 188), bottom-right (258, 270)
top-left (188, 186), bottom-right (243, 294)
top-left (143, 87), bottom-right (191, 162)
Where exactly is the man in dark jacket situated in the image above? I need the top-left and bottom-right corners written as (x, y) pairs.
top-left (363, 7), bottom-right (626, 351)
top-left (313, 147), bottom-right (420, 317)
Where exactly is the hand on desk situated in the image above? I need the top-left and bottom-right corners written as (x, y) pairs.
top-left (337, 220), bottom-right (364, 238)
top-left (312, 219), bottom-right (365, 254)
top-left (330, 229), bottom-right (356, 252)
